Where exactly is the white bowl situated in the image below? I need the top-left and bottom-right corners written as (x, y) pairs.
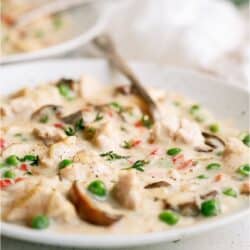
top-left (0, 2), bottom-right (120, 64)
top-left (1, 59), bottom-right (249, 248)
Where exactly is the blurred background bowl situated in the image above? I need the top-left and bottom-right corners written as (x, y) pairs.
top-left (0, 0), bottom-right (121, 64)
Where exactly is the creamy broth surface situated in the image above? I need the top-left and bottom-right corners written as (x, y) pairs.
top-left (0, 76), bottom-right (249, 234)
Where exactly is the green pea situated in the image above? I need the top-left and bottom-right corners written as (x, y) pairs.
top-left (5, 155), bottom-right (19, 166)
top-left (167, 148), bottom-right (182, 156)
top-left (209, 123), bottom-right (219, 133)
top-left (141, 114), bottom-right (153, 129)
top-left (189, 104), bottom-right (200, 114)
top-left (206, 163), bottom-right (221, 170)
top-left (197, 174), bottom-right (208, 179)
top-left (87, 180), bottom-right (107, 197)
top-left (242, 134), bottom-right (250, 147)
top-left (159, 210), bottom-right (179, 225)
top-left (58, 159), bottom-right (72, 169)
top-left (58, 84), bottom-right (73, 100)
top-left (223, 188), bottom-right (237, 198)
top-left (3, 170), bottom-right (15, 179)
top-left (31, 215), bottom-right (50, 229)
top-left (237, 164), bottom-right (250, 177)
top-left (201, 199), bottom-right (220, 217)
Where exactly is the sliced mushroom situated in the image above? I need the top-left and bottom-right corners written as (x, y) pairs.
top-left (200, 190), bottom-right (218, 200)
top-left (240, 182), bottom-right (250, 196)
top-left (162, 200), bottom-right (199, 217)
top-left (178, 202), bottom-right (200, 217)
top-left (144, 181), bottom-right (170, 189)
top-left (61, 110), bottom-right (83, 124)
top-left (202, 132), bottom-right (225, 149)
top-left (69, 181), bottom-right (123, 226)
top-left (31, 104), bottom-right (63, 122)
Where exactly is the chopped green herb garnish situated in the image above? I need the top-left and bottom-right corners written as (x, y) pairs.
top-left (39, 114), bottom-right (49, 124)
top-left (5, 155), bottom-right (19, 166)
top-left (110, 102), bottom-right (123, 113)
top-left (53, 15), bottom-right (63, 30)
top-left (141, 114), bottom-right (153, 129)
top-left (87, 180), bottom-right (107, 197)
top-left (159, 210), bottom-right (179, 225)
top-left (173, 101), bottom-right (181, 107)
top-left (94, 112), bottom-right (103, 122)
top-left (14, 133), bottom-right (22, 137)
top-left (206, 163), bottom-right (221, 170)
top-left (223, 188), bottom-right (237, 198)
top-left (31, 215), bottom-right (50, 230)
top-left (126, 160), bottom-right (149, 172)
top-left (201, 199), bottom-right (220, 217)
top-left (121, 140), bottom-right (133, 149)
top-left (209, 123), bottom-right (220, 133)
top-left (197, 174), bottom-right (208, 179)
top-left (64, 126), bottom-right (75, 136)
top-left (34, 30), bottom-right (44, 38)
top-left (75, 118), bottom-right (85, 131)
top-left (216, 151), bottom-right (223, 156)
top-left (242, 134), bottom-right (250, 147)
top-left (195, 114), bottom-right (205, 123)
top-left (3, 170), bottom-right (15, 179)
top-left (22, 155), bottom-right (39, 166)
top-left (58, 84), bottom-right (74, 100)
top-left (58, 159), bottom-right (73, 169)
top-left (0, 162), bottom-right (6, 168)
top-left (167, 148), bottom-right (182, 156)
top-left (100, 151), bottom-right (129, 161)
top-left (237, 164), bottom-right (250, 177)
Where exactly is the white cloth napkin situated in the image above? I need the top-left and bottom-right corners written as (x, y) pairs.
top-left (106, 0), bottom-right (249, 87)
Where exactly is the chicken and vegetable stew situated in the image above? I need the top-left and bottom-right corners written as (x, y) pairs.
top-left (0, 76), bottom-right (249, 234)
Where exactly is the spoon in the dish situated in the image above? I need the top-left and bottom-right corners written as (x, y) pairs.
top-left (93, 34), bottom-right (162, 124)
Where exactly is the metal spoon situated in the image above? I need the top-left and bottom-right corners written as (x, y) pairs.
top-left (93, 34), bottom-right (162, 123)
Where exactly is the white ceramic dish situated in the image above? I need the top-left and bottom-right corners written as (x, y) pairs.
top-left (0, 59), bottom-right (249, 248)
top-left (0, 1), bottom-right (120, 65)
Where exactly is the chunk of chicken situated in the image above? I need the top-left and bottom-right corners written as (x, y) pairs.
top-left (112, 171), bottom-right (142, 210)
top-left (2, 142), bottom-right (47, 158)
top-left (176, 118), bottom-right (205, 147)
top-left (1, 177), bottom-right (77, 223)
top-left (79, 75), bottom-right (102, 102)
top-left (33, 125), bottom-right (66, 145)
top-left (93, 122), bottom-right (122, 151)
top-left (9, 96), bottom-right (36, 115)
top-left (32, 85), bottom-right (62, 108)
top-left (60, 163), bottom-right (86, 182)
top-left (223, 138), bottom-right (250, 173)
top-left (49, 136), bottom-right (82, 164)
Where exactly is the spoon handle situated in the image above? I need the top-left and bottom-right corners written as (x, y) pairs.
top-left (93, 34), bottom-right (158, 117)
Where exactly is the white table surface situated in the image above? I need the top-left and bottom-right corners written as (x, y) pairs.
top-left (2, 214), bottom-right (250, 250)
